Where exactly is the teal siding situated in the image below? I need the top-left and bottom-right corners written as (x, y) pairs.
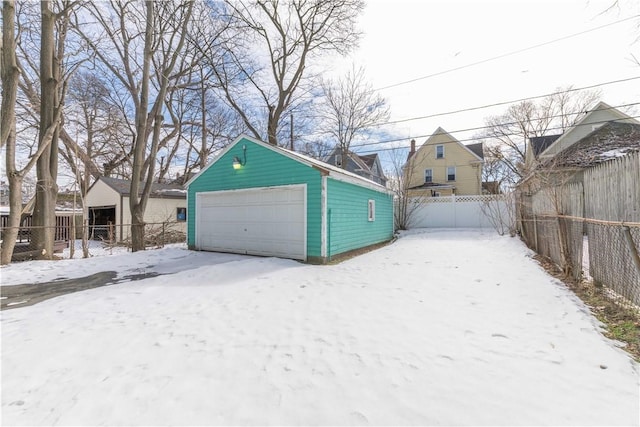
top-left (326, 178), bottom-right (394, 257)
top-left (187, 138), bottom-right (323, 257)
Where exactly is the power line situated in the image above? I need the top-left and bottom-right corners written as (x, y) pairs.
top-left (352, 107), bottom-right (640, 155)
top-left (374, 14), bottom-right (640, 92)
top-left (295, 77), bottom-right (640, 139)
top-left (375, 77), bottom-right (640, 127)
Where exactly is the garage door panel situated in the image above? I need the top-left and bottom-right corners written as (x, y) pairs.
top-left (196, 186), bottom-right (306, 260)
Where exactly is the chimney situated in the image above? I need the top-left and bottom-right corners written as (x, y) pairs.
top-left (407, 139), bottom-right (416, 160)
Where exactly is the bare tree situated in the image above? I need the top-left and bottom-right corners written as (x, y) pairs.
top-left (320, 65), bottom-right (390, 169)
top-left (61, 71), bottom-right (129, 194)
top-left (386, 145), bottom-right (428, 230)
top-left (296, 138), bottom-right (334, 160)
top-left (76, 0), bottom-right (194, 251)
top-left (212, 0), bottom-right (364, 146)
top-left (481, 141), bottom-right (519, 191)
top-left (479, 192), bottom-right (517, 236)
top-left (481, 86), bottom-right (600, 179)
top-left (157, 69), bottom-right (240, 184)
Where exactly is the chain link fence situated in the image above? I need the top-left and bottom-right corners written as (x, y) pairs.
top-left (521, 213), bottom-right (640, 309)
top-left (1, 221), bottom-right (186, 262)
top-left (585, 222), bottom-right (640, 306)
top-left (518, 152), bottom-right (640, 310)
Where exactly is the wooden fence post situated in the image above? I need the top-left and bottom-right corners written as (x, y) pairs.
top-left (532, 214), bottom-right (538, 252)
top-left (622, 226), bottom-right (640, 277)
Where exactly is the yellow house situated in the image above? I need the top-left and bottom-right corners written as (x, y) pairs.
top-left (406, 127), bottom-right (484, 197)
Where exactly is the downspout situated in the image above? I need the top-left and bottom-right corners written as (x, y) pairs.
top-left (320, 175), bottom-right (327, 261)
top-left (327, 208), bottom-right (332, 262)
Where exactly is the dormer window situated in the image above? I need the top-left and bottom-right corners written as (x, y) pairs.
top-left (335, 154), bottom-right (342, 167)
top-left (436, 145), bottom-right (444, 159)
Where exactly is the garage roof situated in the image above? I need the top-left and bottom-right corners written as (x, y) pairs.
top-left (98, 177), bottom-right (186, 199)
top-left (187, 135), bottom-right (393, 194)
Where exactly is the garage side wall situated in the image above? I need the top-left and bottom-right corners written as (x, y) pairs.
top-left (326, 179), bottom-right (394, 257)
top-left (187, 139), bottom-right (324, 258)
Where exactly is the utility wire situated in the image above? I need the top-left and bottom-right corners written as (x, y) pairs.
top-left (375, 77), bottom-right (640, 127)
top-left (351, 108), bottom-right (640, 154)
top-left (374, 14), bottom-right (640, 92)
top-left (291, 76), bottom-right (640, 139)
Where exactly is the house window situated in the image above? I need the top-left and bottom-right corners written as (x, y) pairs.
top-left (176, 207), bottom-right (187, 221)
top-left (447, 166), bottom-right (456, 181)
top-left (335, 154), bottom-right (342, 167)
top-left (424, 169), bottom-right (433, 183)
top-left (368, 199), bottom-right (375, 222)
top-left (436, 145), bottom-right (444, 159)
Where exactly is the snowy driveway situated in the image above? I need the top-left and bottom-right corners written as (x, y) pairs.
top-left (2, 229), bottom-right (638, 425)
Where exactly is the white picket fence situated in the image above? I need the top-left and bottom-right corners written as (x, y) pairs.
top-left (407, 194), bottom-right (513, 229)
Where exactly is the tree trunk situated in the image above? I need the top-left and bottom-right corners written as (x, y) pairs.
top-left (1, 0), bottom-right (18, 149)
top-left (1, 176), bottom-right (23, 265)
top-left (128, 0), bottom-right (154, 252)
top-left (267, 106), bottom-right (278, 146)
top-left (1, 0), bottom-right (20, 264)
top-left (130, 206), bottom-right (145, 251)
top-left (32, 0), bottom-right (59, 260)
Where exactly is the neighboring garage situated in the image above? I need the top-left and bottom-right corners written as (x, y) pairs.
top-left (186, 135), bottom-right (394, 263)
top-left (85, 177), bottom-right (187, 242)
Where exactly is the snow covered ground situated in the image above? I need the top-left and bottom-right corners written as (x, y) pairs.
top-left (1, 229), bottom-right (638, 426)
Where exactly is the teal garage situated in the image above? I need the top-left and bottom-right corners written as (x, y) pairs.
top-left (186, 135), bottom-right (394, 263)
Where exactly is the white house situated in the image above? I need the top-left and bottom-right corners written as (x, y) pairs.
top-left (85, 177), bottom-right (186, 242)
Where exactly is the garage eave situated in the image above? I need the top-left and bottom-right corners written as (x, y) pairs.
top-left (185, 134), bottom-right (391, 196)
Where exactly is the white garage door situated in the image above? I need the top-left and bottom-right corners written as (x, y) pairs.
top-left (196, 185), bottom-right (306, 260)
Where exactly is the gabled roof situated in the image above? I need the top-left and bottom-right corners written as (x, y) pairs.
top-left (324, 147), bottom-right (387, 183)
top-left (99, 176), bottom-right (186, 199)
top-left (539, 121), bottom-right (640, 169)
top-left (186, 135), bottom-right (391, 194)
top-left (465, 142), bottom-right (484, 160)
top-left (530, 134), bottom-right (561, 157)
top-left (416, 127), bottom-right (484, 162)
top-left (358, 153), bottom-right (379, 169)
top-left (538, 102), bottom-right (639, 159)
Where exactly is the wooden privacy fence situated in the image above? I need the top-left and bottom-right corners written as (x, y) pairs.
top-left (0, 214), bottom-right (78, 243)
top-left (518, 151), bottom-right (640, 308)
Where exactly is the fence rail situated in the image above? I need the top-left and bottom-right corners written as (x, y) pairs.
top-left (0, 214), bottom-right (76, 242)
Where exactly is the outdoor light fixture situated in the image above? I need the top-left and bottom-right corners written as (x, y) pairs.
top-left (232, 156), bottom-right (243, 169)
top-left (232, 145), bottom-right (247, 170)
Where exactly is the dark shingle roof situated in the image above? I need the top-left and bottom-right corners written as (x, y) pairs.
top-left (540, 122), bottom-right (640, 169)
top-left (466, 142), bottom-right (484, 159)
top-left (358, 153), bottom-right (378, 169)
top-left (100, 176), bottom-right (186, 199)
top-left (530, 134), bottom-right (561, 157)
